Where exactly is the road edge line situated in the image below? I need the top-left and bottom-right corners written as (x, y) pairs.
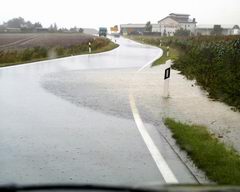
top-left (129, 94), bottom-right (178, 184)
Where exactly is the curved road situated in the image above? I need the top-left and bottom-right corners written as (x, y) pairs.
top-left (0, 37), bottom-right (197, 185)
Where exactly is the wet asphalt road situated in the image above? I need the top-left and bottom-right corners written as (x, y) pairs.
top-left (0, 37), bottom-right (197, 185)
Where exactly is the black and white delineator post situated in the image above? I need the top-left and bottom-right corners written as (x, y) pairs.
top-left (166, 46), bottom-right (170, 57)
top-left (88, 42), bottom-right (92, 54)
top-left (163, 60), bottom-right (172, 98)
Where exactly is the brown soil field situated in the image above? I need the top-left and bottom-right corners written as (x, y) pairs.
top-left (0, 33), bottom-right (93, 50)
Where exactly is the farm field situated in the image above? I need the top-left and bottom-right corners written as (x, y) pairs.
top-left (0, 33), bottom-right (118, 67)
top-left (0, 34), bottom-right (36, 47)
top-left (0, 33), bottom-right (93, 50)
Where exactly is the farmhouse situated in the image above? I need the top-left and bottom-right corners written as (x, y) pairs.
top-left (120, 13), bottom-right (196, 36)
top-left (120, 13), bottom-right (240, 36)
top-left (158, 13), bottom-right (197, 36)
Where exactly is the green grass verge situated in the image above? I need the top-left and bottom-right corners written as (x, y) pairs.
top-left (126, 35), bottom-right (180, 66)
top-left (164, 118), bottom-right (240, 185)
top-left (152, 46), bottom-right (180, 66)
top-left (91, 41), bottom-right (119, 54)
top-left (0, 41), bottom-right (119, 68)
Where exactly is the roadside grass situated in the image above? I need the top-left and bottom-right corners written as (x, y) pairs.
top-left (127, 35), bottom-right (180, 66)
top-left (0, 41), bottom-right (119, 68)
top-left (164, 118), bottom-right (240, 185)
top-left (152, 46), bottom-right (180, 66)
top-left (91, 41), bottom-right (119, 54)
top-left (0, 58), bottom-right (48, 68)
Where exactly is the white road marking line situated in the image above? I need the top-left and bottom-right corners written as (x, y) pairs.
top-left (129, 94), bottom-right (178, 184)
top-left (129, 43), bottom-right (177, 183)
top-left (137, 50), bottom-right (163, 72)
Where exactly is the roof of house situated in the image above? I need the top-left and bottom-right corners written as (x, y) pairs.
top-left (233, 25), bottom-right (240, 29)
top-left (221, 24), bottom-right (239, 29)
top-left (120, 24), bottom-right (146, 28)
top-left (196, 24), bottom-right (214, 29)
top-left (197, 24), bottom-right (239, 29)
top-left (169, 13), bottom-right (190, 16)
top-left (159, 13), bottom-right (196, 24)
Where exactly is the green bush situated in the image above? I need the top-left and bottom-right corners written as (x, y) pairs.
top-left (173, 37), bottom-right (240, 110)
top-left (130, 35), bottom-right (240, 110)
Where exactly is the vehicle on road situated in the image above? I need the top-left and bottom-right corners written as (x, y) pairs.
top-left (112, 32), bottom-right (120, 38)
top-left (99, 27), bottom-right (107, 37)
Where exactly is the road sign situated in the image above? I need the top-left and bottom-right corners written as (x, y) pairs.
top-left (164, 67), bottom-right (171, 80)
top-left (110, 25), bottom-right (118, 32)
top-left (163, 60), bottom-right (172, 98)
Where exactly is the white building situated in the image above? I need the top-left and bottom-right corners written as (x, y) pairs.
top-left (158, 13), bottom-right (197, 36)
top-left (152, 24), bottom-right (161, 32)
top-left (120, 24), bottom-right (146, 35)
top-left (232, 25), bottom-right (240, 35)
top-left (196, 24), bottom-right (240, 35)
top-left (196, 25), bottom-right (214, 35)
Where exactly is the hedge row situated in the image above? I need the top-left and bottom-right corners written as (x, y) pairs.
top-left (130, 35), bottom-right (240, 110)
top-left (173, 37), bottom-right (240, 110)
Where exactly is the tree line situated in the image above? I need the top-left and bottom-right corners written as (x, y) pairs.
top-left (0, 17), bottom-right (83, 33)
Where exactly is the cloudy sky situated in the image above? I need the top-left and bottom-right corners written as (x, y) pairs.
top-left (1, 0), bottom-right (240, 29)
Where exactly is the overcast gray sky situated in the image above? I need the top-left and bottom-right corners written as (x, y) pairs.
top-left (1, 0), bottom-right (240, 29)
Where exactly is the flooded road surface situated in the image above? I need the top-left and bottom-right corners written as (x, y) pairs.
top-left (0, 37), bottom-right (202, 185)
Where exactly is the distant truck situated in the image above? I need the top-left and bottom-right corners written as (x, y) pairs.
top-left (99, 27), bottom-right (107, 37)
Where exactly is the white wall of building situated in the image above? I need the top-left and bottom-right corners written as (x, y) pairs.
top-left (196, 25), bottom-right (240, 36)
top-left (152, 24), bottom-right (161, 32)
top-left (179, 23), bottom-right (196, 33)
top-left (158, 17), bottom-right (179, 36)
top-left (233, 29), bottom-right (240, 35)
top-left (158, 16), bottom-right (196, 36)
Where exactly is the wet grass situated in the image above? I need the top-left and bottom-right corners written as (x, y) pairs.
top-left (164, 118), bottom-right (240, 185)
top-left (152, 45), bottom-right (180, 66)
